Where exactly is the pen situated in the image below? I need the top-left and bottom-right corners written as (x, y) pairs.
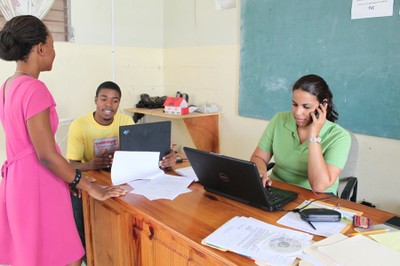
top-left (307, 221), bottom-right (316, 230)
top-left (347, 228), bottom-right (390, 236)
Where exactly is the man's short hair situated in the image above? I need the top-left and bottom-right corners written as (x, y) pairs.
top-left (96, 81), bottom-right (122, 98)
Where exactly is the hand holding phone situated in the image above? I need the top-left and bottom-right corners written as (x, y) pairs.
top-left (312, 99), bottom-right (328, 121)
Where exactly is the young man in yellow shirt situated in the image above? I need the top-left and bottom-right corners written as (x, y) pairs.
top-left (67, 81), bottom-right (176, 258)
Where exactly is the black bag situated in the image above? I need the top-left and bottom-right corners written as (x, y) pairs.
top-left (136, 94), bottom-right (167, 109)
top-left (133, 94), bottom-right (167, 122)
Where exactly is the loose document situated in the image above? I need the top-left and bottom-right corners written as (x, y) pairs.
top-left (202, 216), bottom-right (313, 266)
top-left (111, 151), bottom-right (192, 200)
top-left (300, 232), bottom-right (400, 266)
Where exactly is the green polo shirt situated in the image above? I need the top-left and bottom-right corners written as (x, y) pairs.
top-left (258, 112), bottom-right (351, 194)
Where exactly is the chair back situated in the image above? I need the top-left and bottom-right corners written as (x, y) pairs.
top-left (338, 130), bottom-right (359, 202)
top-left (340, 130), bottom-right (358, 178)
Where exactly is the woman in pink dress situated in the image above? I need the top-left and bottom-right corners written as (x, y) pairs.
top-left (0, 15), bottom-right (127, 266)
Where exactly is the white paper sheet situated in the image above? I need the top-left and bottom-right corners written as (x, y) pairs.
top-left (202, 216), bottom-right (313, 266)
top-left (351, 0), bottom-right (394, 19)
top-left (111, 151), bottom-right (163, 185)
top-left (175, 166), bottom-right (198, 182)
top-left (129, 174), bottom-right (193, 200)
top-left (318, 234), bottom-right (400, 266)
top-left (301, 233), bottom-right (348, 266)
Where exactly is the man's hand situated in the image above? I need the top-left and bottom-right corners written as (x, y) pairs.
top-left (90, 149), bottom-right (114, 170)
top-left (159, 150), bottom-right (177, 169)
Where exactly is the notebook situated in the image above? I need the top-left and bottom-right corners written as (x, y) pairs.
top-left (183, 147), bottom-right (298, 211)
top-left (119, 121), bottom-right (171, 161)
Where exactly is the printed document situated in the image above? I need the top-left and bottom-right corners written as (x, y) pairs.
top-left (202, 216), bottom-right (313, 266)
top-left (111, 151), bottom-right (193, 200)
top-left (111, 151), bottom-right (163, 185)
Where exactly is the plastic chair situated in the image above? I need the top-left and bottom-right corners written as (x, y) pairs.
top-left (266, 130), bottom-right (358, 202)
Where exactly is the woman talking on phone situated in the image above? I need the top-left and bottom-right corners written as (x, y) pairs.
top-left (250, 74), bottom-right (351, 195)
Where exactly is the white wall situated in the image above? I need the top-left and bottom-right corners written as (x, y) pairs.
top-left (0, 1), bottom-right (164, 170)
top-left (71, 0), bottom-right (164, 47)
top-left (0, 0), bottom-right (399, 214)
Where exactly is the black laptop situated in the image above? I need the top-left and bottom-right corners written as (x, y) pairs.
top-left (119, 121), bottom-right (171, 161)
top-left (183, 147), bottom-right (298, 211)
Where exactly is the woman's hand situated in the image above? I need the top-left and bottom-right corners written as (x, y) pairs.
top-left (87, 184), bottom-right (128, 201)
top-left (309, 101), bottom-right (328, 137)
top-left (261, 173), bottom-right (272, 187)
top-left (71, 176), bottom-right (97, 198)
top-left (250, 147), bottom-right (273, 187)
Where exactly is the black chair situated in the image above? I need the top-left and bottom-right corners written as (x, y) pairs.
top-left (266, 130), bottom-right (358, 202)
top-left (338, 130), bottom-right (358, 202)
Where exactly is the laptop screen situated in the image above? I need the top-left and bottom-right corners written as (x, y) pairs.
top-left (119, 121), bottom-right (171, 160)
top-left (183, 146), bottom-right (297, 211)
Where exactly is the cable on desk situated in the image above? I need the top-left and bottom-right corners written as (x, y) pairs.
top-left (277, 195), bottom-right (335, 213)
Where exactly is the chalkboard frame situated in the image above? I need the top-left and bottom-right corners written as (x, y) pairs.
top-left (239, 0), bottom-right (400, 139)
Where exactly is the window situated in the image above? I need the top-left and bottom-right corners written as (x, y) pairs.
top-left (0, 0), bottom-right (70, 42)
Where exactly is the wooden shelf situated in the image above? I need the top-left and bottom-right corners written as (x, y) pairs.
top-left (125, 108), bottom-right (220, 153)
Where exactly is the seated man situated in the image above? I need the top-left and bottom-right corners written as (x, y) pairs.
top-left (66, 81), bottom-right (176, 255)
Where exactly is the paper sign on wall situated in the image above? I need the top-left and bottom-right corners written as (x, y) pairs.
top-left (351, 0), bottom-right (394, 19)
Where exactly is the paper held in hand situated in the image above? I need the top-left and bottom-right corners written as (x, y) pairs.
top-left (111, 151), bottom-right (163, 185)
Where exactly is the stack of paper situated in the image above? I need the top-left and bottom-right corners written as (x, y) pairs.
top-left (368, 230), bottom-right (400, 252)
top-left (202, 216), bottom-right (313, 266)
top-left (111, 151), bottom-right (193, 200)
top-left (301, 233), bottom-right (400, 266)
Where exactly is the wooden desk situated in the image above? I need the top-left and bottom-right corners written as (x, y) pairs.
top-left (124, 108), bottom-right (220, 153)
top-left (82, 169), bottom-right (394, 266)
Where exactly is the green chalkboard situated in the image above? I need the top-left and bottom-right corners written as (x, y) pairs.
top-left (239, 0), bottom-right (400, 139)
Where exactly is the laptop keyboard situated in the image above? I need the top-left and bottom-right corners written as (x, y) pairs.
top-left (265, 186), bottom-right (282, 202)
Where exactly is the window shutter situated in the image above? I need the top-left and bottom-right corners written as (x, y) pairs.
top-left (0, 0), bottom-right (69, 42)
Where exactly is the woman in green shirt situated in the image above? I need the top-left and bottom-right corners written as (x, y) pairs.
top-left (251, 74), bottom-right (351, 195)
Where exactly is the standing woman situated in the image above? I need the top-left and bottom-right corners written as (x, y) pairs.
top-left (251, 74), bottom-right (351, 195)
top-left (0, 15), bottom-right (127, 266)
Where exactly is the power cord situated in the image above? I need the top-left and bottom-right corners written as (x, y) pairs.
top-left (277, 195), bottom-right (336, 213)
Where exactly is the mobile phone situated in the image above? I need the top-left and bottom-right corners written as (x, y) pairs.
top-left (313, 109), bottom-right (319, 119)
top-left (383, 216), bottom-right (400, 229)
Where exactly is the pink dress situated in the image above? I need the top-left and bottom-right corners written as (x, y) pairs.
top-left (0, 76), bottom-right (84, 265)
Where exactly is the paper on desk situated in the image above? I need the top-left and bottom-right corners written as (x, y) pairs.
top-left (129, 174), bottom-right (192, 200)
top-left (318, 234), bottom-right (400, 266)
top-left (175, 166), bottom-right (198, 182)
top-left (369, 230), bottom-right (400, 252)
top-left (277, 200), bottom-right (356, 237)
top-left (300, 233), bottom-right (348, 266)
top-left (202, 216), bottom-right (313, 266)
top-left (111, 151), bottom-right (163, 185)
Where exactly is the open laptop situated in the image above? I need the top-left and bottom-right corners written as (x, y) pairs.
top-left (183, 147), bottom-right (298, 211)
top-left (119, 121), bottom-right (171, 161)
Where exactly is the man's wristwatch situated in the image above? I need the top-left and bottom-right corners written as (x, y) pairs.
top-left (308, 136), bottom-right (322, 144)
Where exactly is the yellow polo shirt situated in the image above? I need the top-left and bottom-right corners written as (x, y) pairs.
top-left (66, 112), bottom-right (134, 163)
